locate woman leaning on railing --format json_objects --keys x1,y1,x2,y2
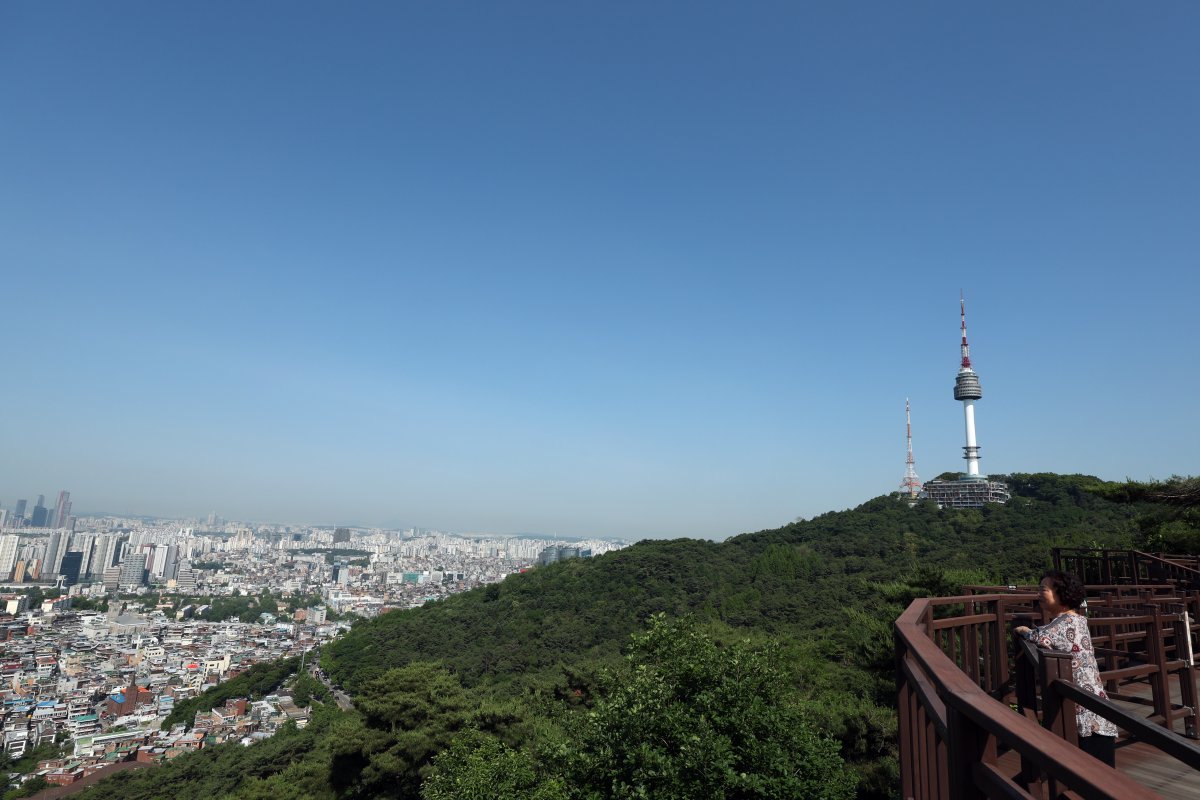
[{"x1": 1014, "y1": 569, "x2": 1119, "y2": 766}]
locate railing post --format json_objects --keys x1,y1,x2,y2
[
  {"x1": 1039, "y1": 650, "x2": 1079, "y2": 745},
  {"x1": 896, "y1": 632, "x2": 916, "y2": 799},
  {"x1": 993, "y1": 598, "x2": 1009, "y2": 691},
  {"x1": 944, "y1": 704, "x2": 987, "y2": 800},
  {"x1": 1039, "y1": 650, "x2": 1078, "y2": 800},
  {"x1": 1012, "y1": 634, "x2": 1045, "y2": 795},
  {"x1": 1145, "y1": 603, "x2": 1173, "y2": 730},
  {"x1": 964, "y1": 606, "x2": 980, "y2": 685},
  {"x1": 1014, "y1": 636, "x2": 1039, "y2": 722},
  {"x1": 1169, "y1": 603, "x2": 1198, "y2": 738}
]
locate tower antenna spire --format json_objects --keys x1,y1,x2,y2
[
  {"x1": 899, "y1": 398, "x2": 922, "y2": 503},
  {"x1": 960, "y1": 291, "x2": 972, "y2": 369}
]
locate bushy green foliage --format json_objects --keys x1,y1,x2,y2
[
  {"x1": 560, "y1": 615, "x2": 854, "y2": 800},
  {"x1": 420, "y1": 617, "x2": 854, "y2": 800},
  {"x1": 422, "y1": 731, "x2": 568, "y2": 800},
  {"x1": 291, "y1": 672, "x2": 329, "y2": 707},
  {"x1": 4, "y1": 775, "x2": 48, "y2": 800},
  {"x1": 170, "y1": 594, "x2": 273, "y2": 623},
  {"x1": 5, "y1": 740, "x2": 65, "y2": 776},
  {"x1": 162, "y1": 657, "x2": 299, "y2": 730},
  {"x1": 69, "y1": 595, "x2": 110, "y2": 612},
  {"x1": 1091, "y1": 476, "x2": 1200, "y2": 553},
  {"x1": 79, "y1": 709, "x2": 338, "y2": 800}
]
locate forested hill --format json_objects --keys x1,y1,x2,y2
[
  {"x1": 322, "y1": 472, "x2": 1150, "y2": 695},
  {"x1": 74, "y1": 474, "x2": 1195, "y2": 800}
]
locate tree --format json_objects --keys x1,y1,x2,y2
[
  {"x1": 345, "y1": 663, "x2": 475, "y2": 797},
  {"x1": 6, "y1": 775, "x2": 49, "y2": 800},
  {"x1": 562, "y1": 615, "x2": 856, "y2": 800},
  {"x1": 421, "y1": 730, "x2": 568, "y2": 800}
]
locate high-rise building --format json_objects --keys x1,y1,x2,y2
[
  {"x1": 175, "y1": 564, "x2": 197, "y2": 594},
  {"x1": 30, "y1": 497, "x2": 47, "y2": 527},
  {"x1": 117, "y1": 553, "x2": 148, "y2": 590},
  {"x1": 0, "y1": 535, "x2": 19, "y2": 581},
  {"x1": 52, "y1": 491, "x2": 70, "y2": 529},
  {"x1": 14, "y1": 499, "x2": 26, "y2": 521},
  {"x1": 71, "y1": 533, "x2": 95, "y2": 578},
  {"x1": 162, "y1": 544, "x2": 180, "y2": 581},
  {"x1": 59, "y1": 552, "x2": 83, "y2": 586},
  {"x1": 44, "y1": 531, "x2": 64, "y2": 579},
  {"x1": 91, "y1": 534, "x2": 123, "y2": 577},
  {"x1": 146, "y1": 543, "x2": 178, "y2": 581}
]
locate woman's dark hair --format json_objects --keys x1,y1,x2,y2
[{"x1": 1042, "y1": 570, "x2": 1087, "y2": 609}]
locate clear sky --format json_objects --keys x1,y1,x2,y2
[{"x1": 1, "y1": 3, "x2": 1197, "y2": 539}]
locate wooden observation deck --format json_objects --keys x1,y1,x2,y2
[{"x1": 895, "y1": 549, "x2": 1200, "y2": 799}]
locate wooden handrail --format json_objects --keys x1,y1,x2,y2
[
  {"x1": 897, "y1": 597, "x2": 1162, "y2": 799},
  {"x1": 1054, "y1": 679, "x2": 1200, "y2": 769},
  {"x1": 1020, "y1": 636, "x2": 1200, "y2": 768}
]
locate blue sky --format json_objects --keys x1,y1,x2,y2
[{"x1": 1, "y1": 3, "x2": 1197, "y2": 539}]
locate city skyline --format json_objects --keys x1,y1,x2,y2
[
  {"x1": 3, "y1": 4, "x2": 1197, "y2": 539},
  {"x1": 0, "y1": 486, "x2": 627, "y2": 544}
]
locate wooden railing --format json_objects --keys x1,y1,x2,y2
[
  {"x1": 896, "y1": 594, "x2": 1192, "y2": 799},
  {"x1": 1014, "y1": 637, "x2": 1200, "y2": 761},
  {"x1": 1053, "y1": 548, "x2": 1200, "y2": 590}
]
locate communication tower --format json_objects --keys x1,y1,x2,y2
[
  {"x1": 899, "y1": 399, "x2": 922, "y2": 503},
  {"x1": 919, "y1": 295, "x2": 1010, "y2": 509},
  {"x1": 954, "y1": 296, "x2": 983, "y2": 475}
]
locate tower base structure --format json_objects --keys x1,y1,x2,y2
[{"x1": 920, "y1": 475, "x2": 1010, "y2": 509}]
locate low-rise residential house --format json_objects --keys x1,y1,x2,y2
[{"x1": 67, "y1": 713, "x2": 100, "y2": 738}]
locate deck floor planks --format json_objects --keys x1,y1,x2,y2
[{"x1": 993, "y1": 739, "x2": 1200, "y2": 800}]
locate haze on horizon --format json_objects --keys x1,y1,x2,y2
[{"x1": 2, "y1": 3, "x2": 1197, "y2": 540}]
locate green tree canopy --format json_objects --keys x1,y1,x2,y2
[{"x1": 561, "y1": 614, "x2": 855, "y2": 800}]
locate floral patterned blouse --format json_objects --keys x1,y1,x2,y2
[{"x1": 1025, "y1": 612, "x2": 1119, "y2": 738}]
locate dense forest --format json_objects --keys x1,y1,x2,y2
[{"x1": 71, "y1": 473, "x2": 1198, "y2": 800}]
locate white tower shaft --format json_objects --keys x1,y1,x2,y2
[{"x1": 962, "y1": 400, "x2": 979, "y2": 476}]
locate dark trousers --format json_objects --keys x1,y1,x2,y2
[{"x1": 1080, "y1": 734, "x2": 1116, "y2": 767}]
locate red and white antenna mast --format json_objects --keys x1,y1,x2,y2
[
  {"x1": 959, "y1": 292, "x2": 972, "y2": 369},
  {"x1": 899, "y1": 398, "x2": 922, "y2": 501}
]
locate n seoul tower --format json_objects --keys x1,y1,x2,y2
[
  {"x1": 917, "y1": 296, "x2": 1009, "y2": 508},
  {"x1": 953, "y1": 295, "x2": 983, "y2": 476}
]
